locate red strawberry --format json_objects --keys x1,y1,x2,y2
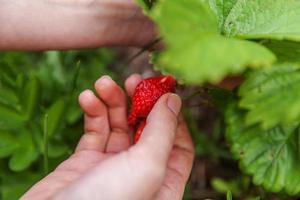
[
  {"x1": 128, "y1": 75, "x2": 177, "y2": 126},
  {"x1": 134, "y1": 120, "x2": 146, "y2": 143}
]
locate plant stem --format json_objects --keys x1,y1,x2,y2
[
  {"x1": 125, "y1": 37, "x2": 161, "y2": 65},
  {"x1": 70, "y1": 61, "x2": 81, "y2": 94},
  {"x1": 43, "y1": 114, "x2": 49, "y2": 174}
]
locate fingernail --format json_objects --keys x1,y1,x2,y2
[
  {"x1": 167, "y1": 94, "x2": 182, "y2": 115},
  {"x1": 97, "y1": 76, "x2": 112, "y2": 88}
]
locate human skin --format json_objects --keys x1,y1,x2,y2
[
  {"x1": 0, "y1": 0, "x2": 156, "y2": 50},
  {"x1": 21, "y1": 74, "x2": 195, "y2": 200}
]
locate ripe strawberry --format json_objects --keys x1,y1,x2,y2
[
  {"x1": 128, "y1": 75, "x2": 177, "y2": 126},
  {"x1": 128, "y1": 75, "x2": 177, "y2": 143},
  {"x1": 134, "y1": 120, "x2": 146, "y2": 144}
]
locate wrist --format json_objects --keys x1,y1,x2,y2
[{"x1": 93, "y1": 0, "x2": 156, "y2": 47}]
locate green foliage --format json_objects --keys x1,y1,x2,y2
[
  {"x1": 211, "y1": 177, "x2": 250, "y2": 197},
  {"x1": 239, "y1": 63, "x2": 300, "y2": 129},
  {"x1": 149, "y1": 0, "x2": 275, "y2": 84},
  {"x1": 0, "y1": 49, "x2": 114, "y2": 199},
  {"x1": 138, "y1": 0, "x2": 300, "y2": 196},
  {"x1": 227, "y1": 191, "x2": 233, "y2": 200},
  {"x1": 218, "y1": 0, "x2": 300, "y2": 41},
  {"x1": 226, "y1": 101, "x2": 300, "y2": 195}
]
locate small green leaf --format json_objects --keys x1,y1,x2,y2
[
  {"x1": 151, "y1": 0, "x2": 275, "y2": 84},
  {"x1": 9, "y1": 132, "x2": 38, "y2": 171},
  {"x1": 0, "y1": 105, "x2": 25, "y2": 130},
  {"x1": 9, "y1": 146, "x2": 38, "y2": 172},
  {"x1": 226, "y1": 102, "x2": 300, "y2": 195},
  {"x1": 21, "y1": 76, "x2": 40, "y2": 120},
  {"x1": 46, "y1": 99, "x2": 66, "y2": 137},
  {"x1": 48, "y1": 141, "x2": 68, "y2": 158},
  {"x1": 0, "y1": 132, "x2": 17, "y2": 158},
  {"x1": 239, "y1": 63, "x2": 300, "y2": 128},
  {"x1": 223, "y1": 0, "x2": 300, "y2": 41},
  {"x1": 0, "y1": 86, "x2": 19, "y2": 108}
]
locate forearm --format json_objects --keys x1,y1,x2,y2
[{"x1": 0, "y1": 0, "x2": 155, "y2": 50}]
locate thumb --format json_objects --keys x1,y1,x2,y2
[{"x1": 134, "y1": 93, "x2": 182, "y2": 166}]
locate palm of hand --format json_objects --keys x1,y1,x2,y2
[{"x1": 21, "y1": 75, "x2": 194, "y2": 200}]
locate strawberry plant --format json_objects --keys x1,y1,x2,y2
[{"x1": 139, "y1": 0, "x2": 300, "y2": 197}]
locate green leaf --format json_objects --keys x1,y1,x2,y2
[
  {"x1": 0, "y1": 132, "x2": 17, "y2": 158},
  {"x1": 9, "y1": 147, "x2": 38, "y2": 171},
  {"x1": 239, "y1": 63, "x2": 300, "y2": 128},
  {"x1": 226, "y1": 102, "x2": 300, "y2": 195},
  {"x1": 48, "y1": 141, "x2": 68, "y2": 158},
  {"x1": 1, "y1": 172, "x2": 42, "y2": 200},
  {"x1": 21, "y1": 76, "x2": 40, "y2": 120},
  {"x1": 0, "y1": 67, "x2": 17, "y2": 88},
  {"x1": 227, "y1": 191, "x2": 232, "y2": 200},
  {"x1": 46, "y1": 99, "x2": 66, "y2": 137},
  {"x1": 9, "y1": 132, "x2": 38, "y2": 171},
  {"x1": 222, "y1": 0, "x2": 300, "y2": 41},
  {"x1": 0, "y1": 86, "x2": 19, "y2": 108},
  {"x1": 209, "y1": 0, "x2": 237, "y2": 32},
  {"x1": 0, "y1": 105, "x2": 25, "y2": 130},
  {"x1": 45, "y1": 51, "x2": 66, "y2": 85},
  {"x1": 151, "y1": 0, "x2": 275, "y2": 84},
  {"x1": 262, "y1": 40, "x2": 300, "y2": 63}
]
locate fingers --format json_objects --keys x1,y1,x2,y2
[
  {"x1": 132, "y1": 93, "x2": 182, "y2": 167},
  {"x1": 76, "y1": 90, "x2": 110, "y2": 152},
  {"x1": 155, "y1": 117, "x2": 195, "y2": 200},
  {"x1": 94, "y1": 76, "x2": 130, "y2": 152},
  {"x1": 125, "y1": 74, "x2": 142, "y2": 97}
]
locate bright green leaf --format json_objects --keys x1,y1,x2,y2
[
  {"x1": 0, "y1": 132, "x2": 17, "y2": 158},
  {"x1": 211, "y1": 178, "x2": 237, "y2": 196},
  {"x1": 223, "y1": 0, "x2": 300, "y2": 41},
  {"x1": 209, "y1": 0, "x2": 237, "y2": 32},
  {"x1": 239, "y1": 63, "x2": 300, "y2": 128},
  {"x1": 46, "y1": 99, "x2": 66, "y2": 137},
  {"x1": 157, "y1": 35, "x2": 275, "y2": 84},
  {"x1": 9, "y1": 146, "x2": 38, "y2": 171},
  {"x1": 226, "y1": 102, "x2": 300, "y2": 195},
  {"x1": 151, "y1": 0, "x2": 275, "y2": 84}
]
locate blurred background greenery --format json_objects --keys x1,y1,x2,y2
[
  {"x1": 0, "y1": 49, "x2": 286, "y2": 200},
  {"x1": 0, "y1": 49, "x2": 116, "y2": 199}
]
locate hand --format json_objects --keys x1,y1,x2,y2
[
  {"x1": 21, "y1": 74, "x2": 194, "y2": 200},
  {"x1": 0, "y1": 0, "x2": 156, "y2": 50}
]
